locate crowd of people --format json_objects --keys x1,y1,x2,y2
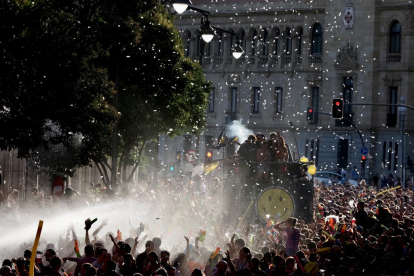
[
  {"x1": 1, "y1": 168, "x2": 414, "y2": 276},
  {"x1": 237, "y1": 132, "x2": 289, "y2": 181}
]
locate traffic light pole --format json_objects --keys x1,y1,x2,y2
[{"x1": 317, "y1": 111, "x2": 366, "y2": 178}]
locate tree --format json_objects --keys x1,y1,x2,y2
[
  {"x1": 0, "y1": 0, "x2": 210, "y2": 185},
  {"x1": 92, "y1": 1, "x2": 211, "y2": 185},
  {"x1": 0, "y1": 0, "x2": 118, "y2": 166}
]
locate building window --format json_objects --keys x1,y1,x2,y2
[
  {"x1": 230, "y1": 87, "x2": 238, "y2": 113},
  {"x1": 286, "y1": 28, "x2": 292, "y2": 55},
  {"x1": 185, "y1": 31, "x2": 191, "y2": 57},
  {"x1": 297, "y1": 28, "x2": 303, "y2": 55},
  {"x1": 310, "y1": 138, "x2": 315, "y2": 162},
  {"x1": 218, "y1": 32, "x2": 224, "y2": 57},
  {"x1": 229, "y1": 34, "x2": 234, "y2": 55},
  {"x1": 311, "y1": 23, "x2": 323, "y2": 55},
  {"x1": 208, "y1": 88, "x2": 215, "y2": 113},
  {"x1": 387, "y1": 87, "x2": 398, "y2": 127},
  {"x1": 315, "y1": 139, "x2": 320, "y2": 166},
  {"x1": 343, "y1": 77, "x2": 353, "y2": 118},
  {"x1": 240, "y1": 31, "x2": 246, "y2": 52},
  {"x1": 337, "y1": 139, "x2": 349, "y2": 169},
  {"x1": 251, "y1": 30, "x2": 257, "y2": 56},
  {"x1": 389, "y1": 21, "x2": 401, "y2": 54},
  {"x1": 394, "y1": 142, "x2": 399, "y2": 171},
  {"x1": 382, "y1": 141, "x2": 387, "y2": 169},
  {"x1": 252, "y1": 87, "x2": 260, "y2": 113},
  {"x1": 388, "y1": 141, "x2": 392, "y2": 170},
  {"x1": 311, "y1": 87, "x2": 319, "y2": 124},
  {"x1": 305, "y1": 139, "x2": 309, "y2": 157},
  {"x1": 196, "y1": 33, "x2": 202, "y2": 56},
  {"x1": 274, "y1": 28, "x2": 280, "y2": 55},
  {"x1": 262, "y1": 29, "x2": 269, "y2": 55},
  {"x1": 206, "y1": 40, "x2": 211, "y2": 56},
  {"x1": 275, "y1": 87, "x2": 283, "y2": 113}
]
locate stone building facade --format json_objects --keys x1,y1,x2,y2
[{"x1": 159, "y1": 0, "x2": 414, "y2": 181}]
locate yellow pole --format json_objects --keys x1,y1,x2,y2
[
  {"x1": 376, "y1": 186, "x2": 401, "y2": 197},
  {"x1": 30, "y1": 220, "x2": 44, "y2": 276},
  {"x1": 238, "y1": 200, "x2": 254, "y2": 229}
]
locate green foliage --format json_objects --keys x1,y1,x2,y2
[{"x1": 0, "y1": 0, "x2": 210, "y2": 181}]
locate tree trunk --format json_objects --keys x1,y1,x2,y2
[
  {"x1": 93, "y1": 160, "x2": 109, "y2": 186},
  {"x1": 127, "y1": 146, "x2": 144, "y2": 182}
]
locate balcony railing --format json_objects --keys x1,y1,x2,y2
[
  {"x1": 215, "y1": 56, "x2": 224, "y2": 65},
  {"x1": 386, "y1": 53, "x2": 401, "y2": 63},
  {"x1": 258, "y1": 56, "x2": 269, "y2": 65},
  {"x1": 309, "y1": 55, "x2": 323, "y2": 64},
  {"x1": 225, "y1": 57, "x2": 233, "y2": 65},
  {"x1": 236, "y1": 56, "x2": 246, "y2": 65},
  {"x1": 271, "y1": 56, "x2": 279, "y2": 64},
  {"x1": 283, "y1": 56, "x2": 292, "y2": 64},
  {"x1": 195, "y1": 54, "x2": 327, "y2": 69}
]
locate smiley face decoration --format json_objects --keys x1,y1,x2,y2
[{"x1": 256, "y1": 187, "x2": 296, "y2": 222}]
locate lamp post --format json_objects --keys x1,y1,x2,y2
[
  {"x1": 398, "y1": 96, "x2": 407, "y2": 187},
  {"x1": 165, "y1": 0, "x2": 244, "y2": 60}
]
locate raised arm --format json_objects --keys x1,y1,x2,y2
[
  {"x1": 131, "y1": 236, "x2": 142, "y2": 257},
  {"x1": 92, "y1": 219, "x2": 108, "y2": 239},
  {"x1": 109, "y1": 234, "x2": 121, "y2": 253},
  {"x1": 184, "y1": 236, "x2": 190, "y2": 260},
  {"x1": 224, "y1": 250, "x2": 235, "y2": 274}
]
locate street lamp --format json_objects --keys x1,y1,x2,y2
[
  {"x1": 398, "y1": 96, "x2": 407, "y2": 187},
  {"x1": 231, "y1": 44, "x2": 244, "y2": 59},
  {"x1": 171, "y1": 2, "x2": 244, "y2": 59},
  {"x1": 171, "y1": 0, "x2": 192, "y2": 14},
  {"x1": 200, "y1": 19, "x2": 215, "y2": 43}
]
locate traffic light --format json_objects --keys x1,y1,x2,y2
[
  {"x1": 306, "y1": 107, "x2": 315, "y2": 122},
  {"x1": 332, "y1": 98, "x2": 343, "y2": 119},
  {"x1": 361, "y1": 155, "x2": 366, "y2": 168},
  {"x1": 170, "y1": 164, "x2": 174, "y2": 171},
  {"x1": 206, "y1": 150, "x2": 213, "y2": 163},
  {"x1": 176, "y1": 150, "x2": 181, "y2": 162}
]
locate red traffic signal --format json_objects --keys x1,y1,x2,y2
[
  {"x1": 361, "y1": 155, "x2": 366, "y2": 167},
  {"x1": 306, "y1": 107, "x2": 315, "y2": 122},
  {"x1": 332, "y1": 98, "x2": 343, "y2": 119}
]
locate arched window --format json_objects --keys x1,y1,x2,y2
[
  {"x1": 311, "y1": 23, "x2": 323, "y2": 55},
  {"x1": 274, "y1": 28, "x2": 280, "y2": 55},
  {"x1": 285, "y1": 28, "x2": 292, "y2": 55},
  {"x1": 196, "y1": 33, "x2": 202, "y2": 56},
  {"x1": 240, "y1": 31, "x2": 246, "y2": 52},
  {"x1": 297, "y1": 28, "x2": 303, "y2": 55},
  {"x1": 206, "y1": 39, "x2": 211, "y2": 56},
  {"x1": 229, "y1": 32, "x2": 234, "y2": 55},
  {"x1": 184, "y1": 30, "x2": 191, "y2": 57},
  {"x1": 217, "y1": 32, "x2": 224, "y2": 56},
  {"x1": 262, "y1": 29, "x2": 269, "y2": 55},
  {"x1": 251, "y1": 29, "x2": 257, "y2": 55},
  {"x1": 389, "y1": 21, "x2": 401, "y2": 53}
]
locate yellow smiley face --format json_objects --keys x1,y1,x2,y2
[{"x1": 256, "y1": 187, "x2": 295, "y2": 222}]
